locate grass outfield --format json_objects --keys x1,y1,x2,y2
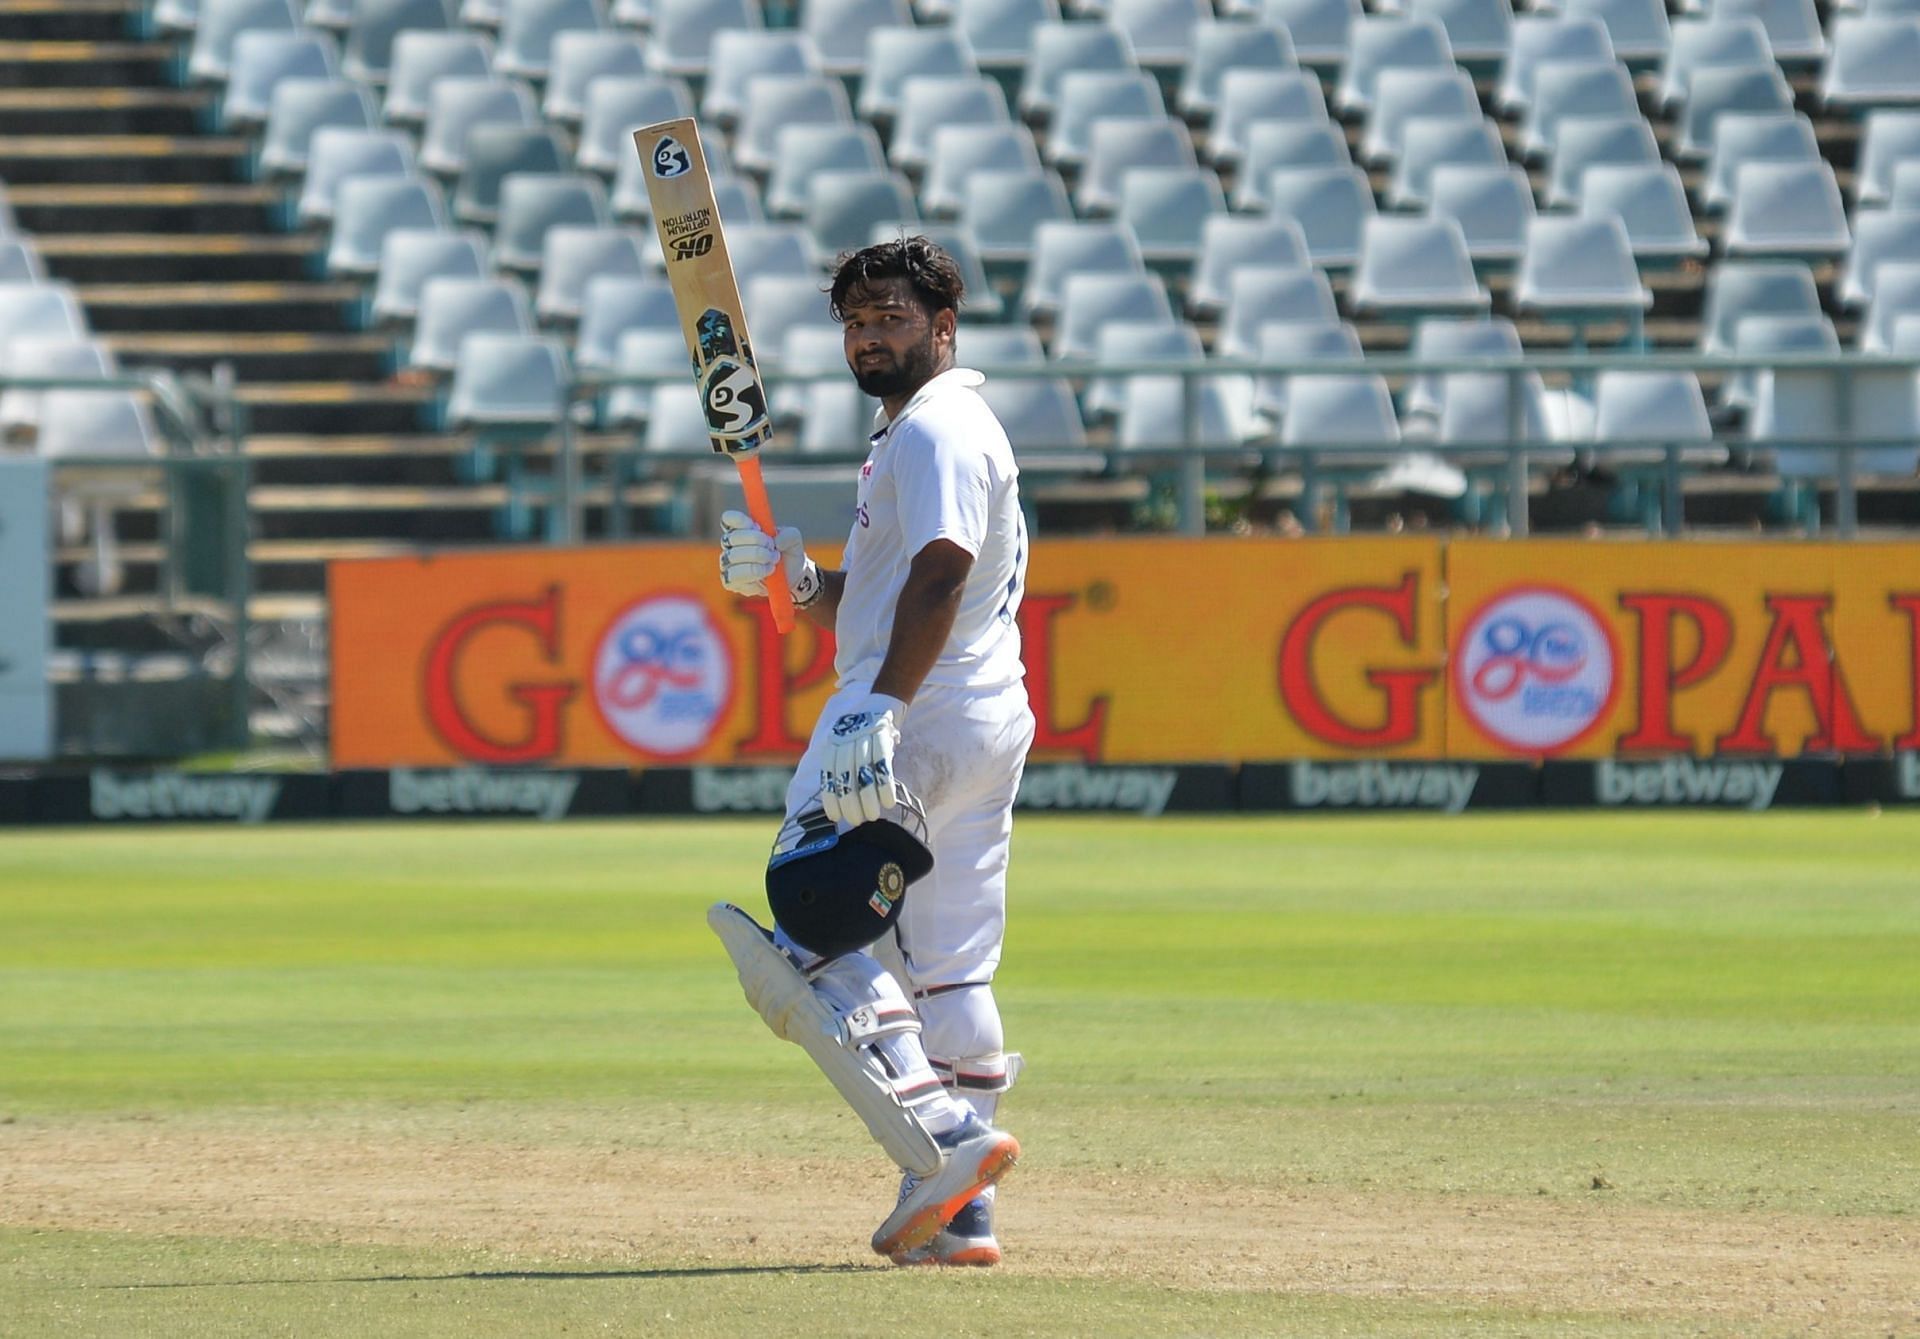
[{"x1": 1, "y1": 813, "x2": 1915, "y2": 1337}]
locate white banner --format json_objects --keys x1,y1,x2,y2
[{"x1": 0, "y1": 457, "x2": 52, "y2": 760}]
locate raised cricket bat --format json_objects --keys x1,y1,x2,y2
[{"x1": 633, "y1": 118, "x2": 795, "y2": 634}]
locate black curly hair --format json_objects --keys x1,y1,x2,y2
[{"x1": 827, "y1": 235, "x2": 966, "y2": 322}]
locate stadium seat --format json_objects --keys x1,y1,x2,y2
[
  {"x1": 1250, "y1": 319, "x2": 1362, "y2": 422},
  {"x1": 1363, "y1": 67, "x2": 1480, "y2": 165},
  {"x1": 1521, "y1": 59, "x2": 1640, "y2": 160},
  {"x1": 1400, "y1": 314, "x2": 1522, "y2": 425},
  {"x1": 858, "y1": 27, "x2": 980, "y2": 122},
  {"x1": 1580, "y1": 162, "x2": 1708, "y2": 263},
  {"x1": 1210, "y1": 69, "x2": 1330, "y2": 167},
  {"x1": 1262, "y1": 0, "x2": 1363, "y2": 65},
  {"x1": 702, "y1": 30, "x2": 821, "y2": 128},
  {"x1": 1724, "y1": 160, "x2": 1852, "y2": 259},
  {"x1": 1433, "y1": 362, "x2": 1550, "y2": 447},
  {"x1": 1677, "y1": 63, "x2": 1793, "y2": 159},
  {"x1": 1231, "y1": 121, "x2": 1352, "y2": 211},
  {"x1": 602, "y1": 327, "x2": 694, "y2": 431},
  {"x1": 1715, "y1": 0, "x2": 1824, "y2": 63},
  {"x1": 1086, "y1": 319, "x2": 1194, "y2": 420},
  {"x1": 1022, "y1": 219, "x2": 1146, "y2": 317},
  {"x1": 952, "y1": 0, "x2": 1060, "y2": 71},
  {"x1": 1883, "y1": 161, "x2": 1920, "y2": 213},
  {"x1": 492, "y1": 173, "x2": 611, "y2": 274},
  {"x1": 574, "y1": 275, "x2": 679, "y2": 371},
  {"x1": 464, "y1": 0, "x2": 505, "y2": 29},
  {"x1": 257, "y1": 77, "x2": 375, "y2": 176},
  {"x1": 1824, "y1": 17, "x2": 1920, "y2": 109},
  {"x1": 1279, "y1": 373, "x2": 1401, "y2": 446},
  {"x1": 1178, "y1": 22, "x2": 1296, "y2": 120},
  {"x1": 1053, "y1": 271, "x2": 1175, "y2": 359},
  {"x1": 544, "y1": 31, "x2": 645, "y2": 123},
  {"x1": 221, "y1": 30, "x2": 337, "y2": 130},
  {"x1": 1698, "y1": 260, "x2": 1823, "y2": 353},
  {"x1": 410, "y1": 276, "x2": 533, "y2": 372},
  {"x1": 577, "y1": 75, "x2": 697, "y2": 175},
  {"x1": 1751, "y1": 362, "x2": 1920, "y2": 478},
  {"x1": 1336, "y1": 17, "x2": 1454, "y2": 115},
  {"x1": 1075, "y1": 117, "x2": 1198, "y2": 216},
  {"x1": 1561, "y1": 0, "x2": 1670, "y2": 63},
  {"x1": 976, "y1": 374, "x2": 1088, "y2": 449},
  {"x1": 1350, "y1": 216, "x2": 1491, "y2": 316},
  {"x1": 1389, "y1": 115, "x2": 1507, "y2": 208},
  {"x1": 1427, "y1": 162, "x2": 1535, "y2": 264},
  {"x1": 1841, "y1": 211, "x2": 1920, "y2": 306},
  {"x1": 800, "y1": 0, "x2": 913, "y2": 77},
  {"x1": 454, "y1": 125, "x2": 567, "y2": 226},
  {"x1": 536, "y1": 226, "x2": 646, "y2": 323},
  {"x1": 0, "y1": 239, "x2": 45, "y2": 284},
  {"x1": 1703, "y1": 111, "x2": 1819, "y2": 212},
  {"x1": 370, "y1": 228, "x2": 488, "y2": 325},
  {"x1": 305, "y1": 0, "x2": 354, "y2": 30},
  {"x1": 1106, "y1": 0, "x2": 1213, "y2": 66},
  {"x1": 891, "y1": 77, "x2": 1009, "y2": 173},
  {"x1": 1118, "y1": 167, "x2": 1228, "y2": 266},
  {"x1": 1187, "y1": 215, "x2": 1311, "y2": 315},
  {"x1": 381, "y1": 31, "x2": 493, "y2": 127},
  {"x1": 640, "y1": 380, "x2": 713, "y2": 454},
  {"x1": 1497, "y1": 16, "x2": 1614, "y2": 112},
  {"x1": 419, "y1": 77, "x2": 537, "y2": 177},
  {"x1": 1018, "y1": 22, "x2": 1139, "y2": 122},
  {"x1": 726, "y1": 224, "x2": 818, "y2": 290},
  {"x1": 1117, "y1": 369, "x2": 1255, "y2": 451},
  {"x1": 297, "y1": 127, "x2": 414, "y2": 226},
  {"x1": 1218, "y1": 265, "x2": 1340, "y2": 358},
  {"x1": 1854, "y1": 111, "x2": 1920, "y2": 207},
  {"x1": 446, "y1": 335, "x2": 569, "y2": 441},
  {"x1": 647, "y1": 0, "x2": 760, "y2": 78},
  {"x1": 957, "y1": 325, "x2": 1047, "y2": 367},
  {"x1": 924, "y1": 124, "x2": 1044, "y2": 218},
  {"x1": 1658, "y1": 17, "x2": 1771, "y2": 108},
  {"x1": 804, "y1": 171, "x2": 919, "y2": 263},
  {"x1": 188, "y1": 0, "x2": 298, "y2": 83},
  {"x1": 958, "y1": 168, "x2": 1073, "y2": 265},
  {"x1": 773, "y1": 326, "x2": 868, "y2": 446},
  {"x1": 1264, "y1": 166, "x2": 1376, "y2": 269},
  {"x1": 1589, "y1": 370, "x2": 1718, "y2": 471},
  {"x1": 766, "y1": 124, "x2": 887, "y2": 219},
  {"x1": 1048, "y1": 70, "x2": 1165, "y2": 168},
  {"x1": 1406, "y1": 0, "x2": 1513, "y2": 63},
  {"x1": 1722, "y1": 311, "x2": 1836, "y2": 411},
  {"x1": 327, "y1": 175, "x2": 447, "y2": 277},
  {"x1": 1546, "y1": 114, "x2": 1660, "y2": 209},
  {"x1": 1512, "y1": 214, "x2": 1651, "y2": 326},
  {"x1": 1857, "y1": 261, "x2": 1920, "y2": 350},
  {"x1": 22, "y1": 346, "x2": 162, "y2": 462},
  {"x1": 744, "y1": 273, "x2": 840, "y2": 368},
  {"x1": 345, "y1": 0, "x2": 455, "y2": 83},
  {"x1": 0, "y1": 338, "x2": 112, "y2": 440},
  {"x1": 869, "y1": 222, "x2": 1002, "y2": 321}
]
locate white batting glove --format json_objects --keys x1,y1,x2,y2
[
  {"x1": 820, "y1": 694, "x2": 907, "y2": 827},
  {"x1": 718, "y1": 509, "x2": 821, "y2": 607}
]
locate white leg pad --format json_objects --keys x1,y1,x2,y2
[{"x1": 708, "y1": 903, "x2": 941, "y2": 1176}]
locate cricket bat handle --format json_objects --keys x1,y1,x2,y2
[{"x1": 735, "y1": 453, "x2": 796, "y2": 634}]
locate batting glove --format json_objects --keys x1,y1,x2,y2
[
  {"x1": 820, "y1": 694, "x2": 907, "y2": 827},
  {"x1": 719, "y1": 509, "x2": 822, "y2": 607}
]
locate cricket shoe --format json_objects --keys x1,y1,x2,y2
[
  {"x1": 870, "y1": 1115, "x2": 1018, "y2": 1258},
  {"x1": 889, "y1": 1188, "x2": 999, "y2": 1267}
]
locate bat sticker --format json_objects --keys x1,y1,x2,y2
[
  {"x1": 651, "y1": 135, "x2": 692, "y2": 179},
  {"x1": 700, "y1": 356, "x2": 770, "y2": 448}
]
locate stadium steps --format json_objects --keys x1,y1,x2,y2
[
  {"x1": 7, "y1": 183, "x2": 282, "y2": 234},
  {"x1": 105, "y1": 332, "x2": 395, "y2": 383},
  {"x1": 33, "y1": 232, "x2": 319, "y2": 283},
  {"x1": 78, "y1": 281, "x2": 362, "y2": 334},
  {"x1": 234, "y1": 382, "x2": 436, "y2": 436},
  {"x1": 0, "y1": 87, "x2": 210, "y2": 136},
  {"x1": 0, "y1": 0, "x2": 145, "y2": 42},
  {"x1": 0, "y1": 134, "x2": 248, "y2": 184},
  {"x1": 0, "y1": 40, "x2": 173, "y2": 87}
]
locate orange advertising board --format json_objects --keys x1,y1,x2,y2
[
  {"x1": 330, "y1": 538, "x2": 1920, "y2": 767},
  {"x1": 1443, "y1": 540, "x2": 1920, "y2": 759},
  {"x1": 329, "y1": 538, "x2": 1448, "y2": 767}
]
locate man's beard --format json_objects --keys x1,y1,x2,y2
[{"x1": 850, "y1": 332, "x2": 938, "y2": 399}]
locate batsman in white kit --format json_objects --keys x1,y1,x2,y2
[{"x1": 707, "y1": 237, "x2": 1034, "y2": 1266}]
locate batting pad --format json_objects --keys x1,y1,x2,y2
[{"x1": 707, "y1": 903, "x2": 942, "y2": 1176}]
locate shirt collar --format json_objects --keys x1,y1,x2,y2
[{"x1": 870, "y1": 368, "x2": 986, "y2": 445}]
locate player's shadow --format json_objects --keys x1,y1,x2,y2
[{"x1": 107, "y1": 1264, "x2": 874, "y2": 1290}]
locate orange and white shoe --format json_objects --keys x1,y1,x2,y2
[
  {"x1": 870, "y1": 1116, "x2": 1018, "y2": 1258},
  {"x1": 889, "y1": 1190, "x2": 999, "y2": 1267}
]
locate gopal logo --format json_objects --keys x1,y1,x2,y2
[
  {"x1": 1454, "y1": 585, "x2": 1618, "y2": 754},
  {"x1": 591, "y1": 593, "x2": 732, "y2": 758},
  {"x1": 650, "y1": 135, "x2": 691, "y2": 179}
]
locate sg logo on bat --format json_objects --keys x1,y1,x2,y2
[
  {"x1": 651, "y1": 135, "x2": 692, "y2": 179},
  {"x1": 700, "y1": 356, "x2": 770, "y2": 451}
]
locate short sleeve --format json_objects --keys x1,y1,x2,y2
[{"x1": 894, "y1": 425, "x2": 992, "y2": 559}]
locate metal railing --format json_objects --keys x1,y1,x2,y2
[{"x1": 560, "y1": 349, "x2": 1920, "y2": 542}]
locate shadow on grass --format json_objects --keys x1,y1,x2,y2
[{"x1": 104, "y1": 1263, "x2": 876, "y2": 1290}]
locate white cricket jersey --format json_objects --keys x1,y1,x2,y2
[{"x1": 833, "y1": 367, "x2": 1027, "y2": 690}]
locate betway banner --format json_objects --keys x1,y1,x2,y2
[{"x1": 329, "y1": 538, "x2": 1920, "y2": 766}]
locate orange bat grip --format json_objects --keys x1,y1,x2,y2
[{"x1": 734, "y1": 453, "x2": 796, "y2": 634}]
